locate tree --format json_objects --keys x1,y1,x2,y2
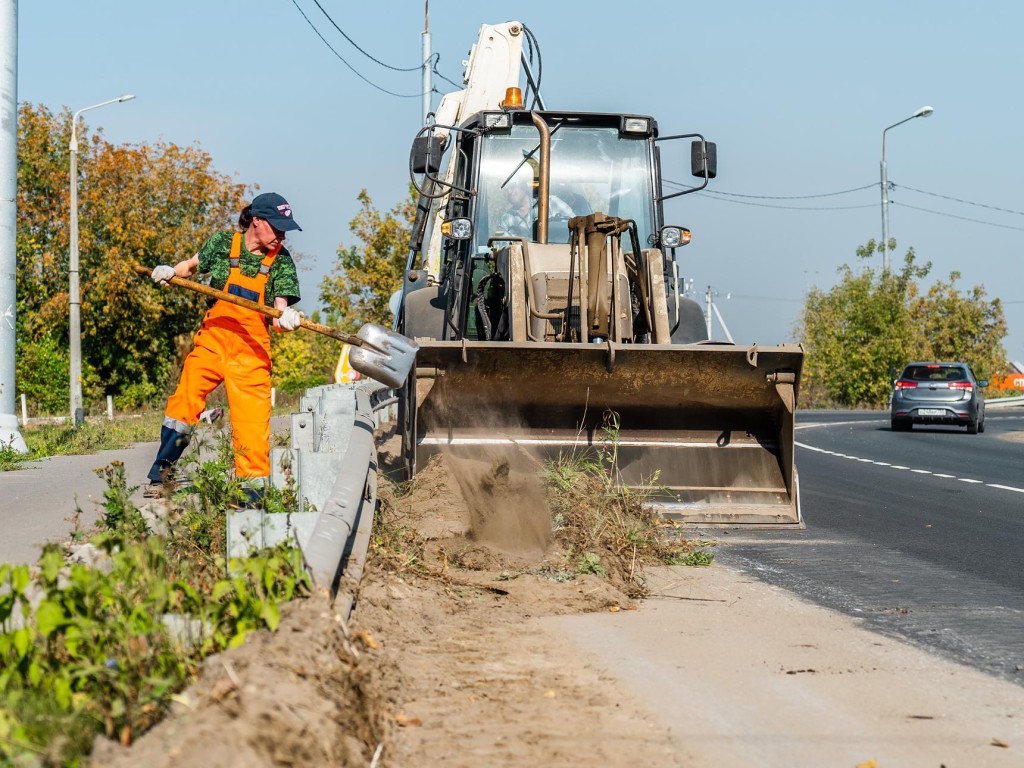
[
  {"x1": 909, "y1": 272, "x2": 1006, "y2": 382},
  {"x1": 797, "y1": 240, "x2": 1007, "y2": 408},
  {"x1": 15, "y1": 103, "x2": 250, "y2": 412},
  {"x1": 269, "y1": 310, "x2": 337, "y2": 395},
  {"x1": 319, "y1": 188, "x2": 415, "y2": 332}
]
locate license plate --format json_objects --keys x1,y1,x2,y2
[{"x1": 917, "y1": 408, "x2": 945, "y2": 416}]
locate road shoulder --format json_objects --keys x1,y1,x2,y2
[{"x1": 543, "y1": 562, "x2": 1023, "y2": 767}]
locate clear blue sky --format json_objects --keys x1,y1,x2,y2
[{"x1": 17, "y1": 1, "x2": 1024, "y2": 363}]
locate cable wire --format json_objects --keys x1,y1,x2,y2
[
  {"x1": 892, "y1": 201, "x2": 1024, "y2": 232},
  {"x1": 309, "y1": 0, "x2": 422, "y2": 71},
  {"x1": 663, "y1": 178, "x2": 878, "y2": 209},
  {"x1": 289, "y1": 0, "x2": 431, "y2": 98},
  {"x1": 701, "y1": 182, "x2": 878, "y2": 200},
  {"x1": 522, "y1": 25, "x2": 543, "y2": 108},
  {"x1": 894, "y1": 184, "x2": 1024, "y2": 217},
  {"x1": 430, "y1": 53, "x2": 463, "y2": 90}
]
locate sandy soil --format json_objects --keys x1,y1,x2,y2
[{"x1": 91, "y1": 449, "x2": 1024, "y2": 767}]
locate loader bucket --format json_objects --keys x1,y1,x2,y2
[{"x1": 411, "y1": 340, "x2": 804, "y2": 526}]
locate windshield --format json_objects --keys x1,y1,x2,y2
[
  {"x1": 901, "y1": 364, "x2": 968, "y2": 382},
  {"x1": 475, "y1": 124, "x2": 654, "y2": 248}
]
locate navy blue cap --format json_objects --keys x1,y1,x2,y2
[{"x1": 251, "y1": 192, "x2": 301, "y2": 232}]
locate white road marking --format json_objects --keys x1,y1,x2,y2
[
  {"x1": 795, "y1": 440, "x2": 1024, "y2": 495},
  {"x1": 988, "y1": 484, "x2": 1024, "y2": 494}
]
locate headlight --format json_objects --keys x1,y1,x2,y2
[
  {"x1": 483, "y1": 112, "x2": 511, "y2": 130},
  {"x1": 440, "y1": 217, "x2": 473, "y2": 240},
  {"x1": 660, "y1": 226, "x2": 691, "y2": 248},
  {"x1": 622, "y1": 117, "x2": 651, "y2": 135}
]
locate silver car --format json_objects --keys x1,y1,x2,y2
[{"x1": 890, "y1": 362, "x2": 987, "y2": 433}]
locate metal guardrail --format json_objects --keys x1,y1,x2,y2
[
  {"x1": 226, "y1": 381, "x2": 395, "y2": 613},
  {"x1": 986, "y1": 395, "x2": 1024, "y2": 409}
]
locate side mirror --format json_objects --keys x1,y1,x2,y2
[
  {"x1": 691, "y1": 140, "x2": 717, "y2": 179},
  {"x1": 411, "y1": 136, "x2": 443, "y2": 175},
  {"x1": 979, "y1": 379, "x2": 989, "y2": 388}
]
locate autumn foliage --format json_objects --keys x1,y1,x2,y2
[
  {"x1": 16, "y1": 103, "x2": 250, "y2": 413},
  {"x1": 319, "y1": 188, "x2": 415, "y2": 333},
  {"x1": 15, "y1": 102, "x2": 423, "y2": 413}
]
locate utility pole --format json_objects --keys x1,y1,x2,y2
[
  {"x1": 421, "y1": 1, "x2": 432, "y2": 126},
  {"x1": 703, "y1": 286, "x2": 734, "y2": 343},
  {"x1": 0, "y1": 0, "x2": 26, "y2": 453}
]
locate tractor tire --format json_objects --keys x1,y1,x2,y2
[{"x1": 397, "y1": 369, "x2": 418, "y2": 481}]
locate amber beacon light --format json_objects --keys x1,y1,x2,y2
[{"x1": 501, "y1": 87, "x2": 523, "y2": 109}]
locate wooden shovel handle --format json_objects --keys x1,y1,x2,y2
[{"x1": 132, "y1": 264, "x2": 363, "y2": 346}]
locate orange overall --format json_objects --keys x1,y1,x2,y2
[{"x1": 150, "y1": 233, "x2": 281, "y2": 483}]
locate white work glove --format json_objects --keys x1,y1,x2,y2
[
  {"x1": 151, "y1": 265, "x2": 175, "y2": 285},
  {"x1": 277, "y1": 307, "x2": 303, "y2": 332}
]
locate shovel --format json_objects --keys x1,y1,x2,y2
[{"x1": 134, "y1": 264, "x2": 417, "y2": 389}]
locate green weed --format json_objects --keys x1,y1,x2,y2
[
  {"x1": 541, "y1": 410, "x2": 715, "y2": 596},
  {"x1": 0, "y1": 447, "x2": 311, "y2": 765},
  {"x1": 0, "y1": 441, "x2": 28, "y2": 471}
]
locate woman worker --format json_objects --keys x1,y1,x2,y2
[{"x1": 145, "y1": 192, "x2": 303, "y2": 499}]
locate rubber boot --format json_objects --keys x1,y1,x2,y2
[{"x1": 147, "y1": 425, "x2": 192, "y2": 484}]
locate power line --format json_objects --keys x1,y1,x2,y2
[
  {"x1": 703, "y1": 182, "x2": 877, "y2": 200},
  {"x1": 664, "y1": 179, "x2": 877, "y2": 209},
  {"x1": 430, "y1": 54, "x2": 463, "y2": 90},
  {"x1": 309, "y1": 0, "x2": 422, "y2": 71},
  {"x1": 894, "y1": 184, "x2": 1024, "y2": 217},
  {"x1": 663, "y1": 178, "x2": 876, "y2": 200},
  {"x1": 665, "y1": 178, "x2": 1024, "y2": 224},
  {"x1": 289, "y1": 0, "x2": 432, "y2": 99},
  {"x1": 892, "y1": 201, "x2": 1024, "y2": 232},
  {"x1": 691, "y1": 194, "x2": 877, "y2": 212}
]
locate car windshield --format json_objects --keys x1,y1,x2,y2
[{"x1": 901, "y1": 365, "x2": 966, "y2": 383}]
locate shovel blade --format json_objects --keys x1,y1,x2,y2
[{"x1": 349, "y1": 324, "x2": 419, "y2": 388}]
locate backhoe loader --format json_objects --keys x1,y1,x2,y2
[{"x1": 396, "y1": 21, "x2": 804, "y2": 525}]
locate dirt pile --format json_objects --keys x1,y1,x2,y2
[{"x1": 91, "y1": 596, "x2": 397, "y2": 767}]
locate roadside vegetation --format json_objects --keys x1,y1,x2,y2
[
  {"x1": 372, "y1": 417, "x2": 714, "y2": 600},
  {"x1": 0, "y1": 413, "x2": 162, "y2": 471},
  {"x1": 540, "y1": 415, "x2": 715, "y2": 597},
  {"x1": 0, "y1": 454, "x2": 310, "y2": 765},
  {"x1": 798, "y1": 239, "x2": 1008, "y2": 408}
]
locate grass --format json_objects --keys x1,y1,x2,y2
[
  {"x1": 2, "y1": 413, "x2": 163, "y2": 471},
  {"x1": 541, "y1": 446, "x2": 713, "y2": 598},
  {"x1": 368, "y1": 479, "x2": 429, "y2": 578}
]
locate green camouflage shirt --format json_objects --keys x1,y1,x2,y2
[{"x1": 196, "y1": 231, "x2": 301, "y2": 306}]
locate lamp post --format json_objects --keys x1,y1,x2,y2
[
  {"x1": 880, "y1": 105, "x2": 933, "y2": 271},
  {"x1": 69, "y1": 94, "x2": 134, "y2": 426}
]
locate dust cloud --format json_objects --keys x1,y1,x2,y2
[{"x1": 443, "y1": 444, "x2": 552, "y2": 557}]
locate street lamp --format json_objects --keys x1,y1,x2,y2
[
  {"x1": 880, "y1": 105, "x2": 933, "y2": 271},
  {"x1": 69, "y1": 94, "x2": 135, "y2": 426}
]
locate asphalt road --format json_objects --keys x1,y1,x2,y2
[{"x1": 709, "y1": 408, "x2": 1024, "y2": 685}]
